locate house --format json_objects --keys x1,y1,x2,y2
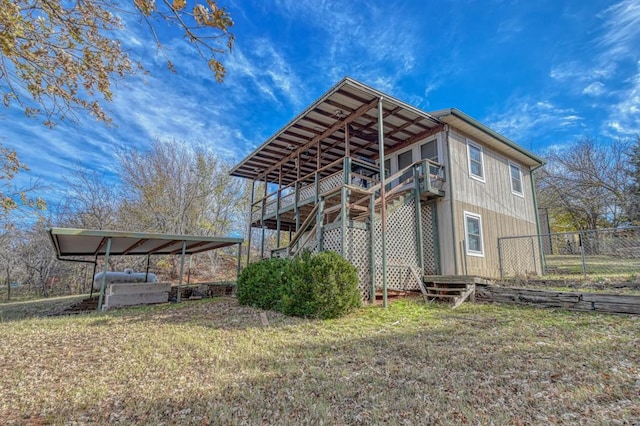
[{"x1": 230, "y1": 77, "x2": 544, "y2": 302}]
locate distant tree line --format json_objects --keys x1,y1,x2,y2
[
  {"x1": 536, "y1": 135, "x2": 640, "y2": 232},
  {"x1": 0, "y1": 139, "x2": 253, "y2": 300}
]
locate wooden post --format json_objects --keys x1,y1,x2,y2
[
  {"x1": 246, "y1": 179, "x2": 255, "y2": 267},
  {"x1": 369, "y1": 193, "x2": 376, "y2": 304},
  {"x1": 413, "y1": 166, "x2": 424, "y2": 273},
  {"x1": 260, "y1": 178, "x2": 267, "y2": 259},
  {"x1": 341, "y1": 156, "x2": 351, "y2": 256},
  {"x1": 345, "y1": 122, "x2": 350, "y2": 157},
  {"x1": 377, "y1": 97, "x2": 388, "y2": 308},
  {"x1": 317, "y1": 198, "x2": 325, "y2": 252},
  {"x1": 276, "y1": 165, "x2": 282, "y2": 248}
]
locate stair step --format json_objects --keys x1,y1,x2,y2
[
  {"x1": 425, "y1": 287, "x2": 468, "y2": 293},
  {"x1": 427, "y1": 294, "x2": 460, "y2": 299}
]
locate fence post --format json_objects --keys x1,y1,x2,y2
[
  {"x1": 498, "y1": 238, "x2": 504, "y2": 279},
  {"x1": 530, "y1": 236, "x2": 536, "y2": 275},
  {"x1": 579, "y1": 231, "x2": 587, "y2": 279}
]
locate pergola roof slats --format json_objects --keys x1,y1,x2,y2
[{"x1": 230, "y1": 77, "x2": 443, "y2": 183}]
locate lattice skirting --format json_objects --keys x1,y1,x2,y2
[
  {"x1": 373, "y1": 195, "x2": 421, "y2": 291},
  {"x1": 422, "y1": 203, "x2": 438, "y2": 275}
]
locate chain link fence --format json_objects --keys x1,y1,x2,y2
[{"x1": 498, "y1": 227, "x2": 640, "y2": 279}]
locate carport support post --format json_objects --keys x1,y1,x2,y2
[
  {"x1": 236, "y1": 243, "x2": 242, "y2": 280},
  {"x1": 90, "y1": 255, "x2": 98, "y2": 298},
  {"x1": 144, "y1": 255, "x2": 151, "y2": 282},
  {"x1": 97, "y1": 237, "x2": 112, "y2": 311},
  {"x1": 177, "y1": 241, "x2": 187, "y2": 303}
]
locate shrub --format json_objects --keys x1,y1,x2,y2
[
  {"x1": 280, "y1": 251, "x2": 361, "y2": 319},
  {"x1": 236, "y1": 258, "x2": 288, "y2": 310},
  {"x1": 238, "y1": 251, "x2": 361, "y2": 319}
]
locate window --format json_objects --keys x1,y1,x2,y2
[
  {"x1": 509, "y1": 161, "x2": 523, "y2": 197},
  {"x1": 397, "y1": 149, "x2": 413, "y2": 183},
  {"x1": 464, "y1": 211, "x2": 484, "y2": 257},
  {"x1": 421, "y1": 139, "x2": 441, "y2": 176},
  {"x1": 467, "y1": 140, "x2": 485, "y2": 182},
  {"x1": 420, "y1": 140, "x2": 437, "y2": 161}
]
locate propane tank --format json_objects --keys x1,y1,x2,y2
[{"x1": 93, "y1": 268, "x2": 158, "y2": 290}]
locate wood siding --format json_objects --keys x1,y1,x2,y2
[{"x1": 443, "y1": 128, "x2": 540, "y2": 278}]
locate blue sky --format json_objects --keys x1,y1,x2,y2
[{"x1": 2, "y1": 0, "x2": 639, "y2": 211}]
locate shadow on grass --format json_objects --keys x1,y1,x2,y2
[
  {"x1": 12, "y1": 300, "x2": 638, "y2": 425},
  {"x1": 0, "y1": 294, "x2": 90, "y2": 322}
]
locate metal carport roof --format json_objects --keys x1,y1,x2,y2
[
  {"x1": 48, "y1": 228, "x2": 244, "y2": 310},
  {"x1": 49, "y1": 228, "x2": 243, "y2": 258}
]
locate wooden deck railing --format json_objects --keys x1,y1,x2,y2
[{"x1": 252, "y1": 156, "x2": 445, "y2": 224}]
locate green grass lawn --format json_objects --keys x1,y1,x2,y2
[
  {"x1": 1, "y1": 297, "x2": 639, "y2": 424},
  {"x1": 545, "y1": 254, "x2": 640, "y2": 278}
]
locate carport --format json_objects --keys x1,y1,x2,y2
[{"x1": 48, "y1": 228, "x2": 243, "y2": 310}]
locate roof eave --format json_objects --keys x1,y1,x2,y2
[{"x1": 437, "y1": 108, "x2": 545, "y2": 167}]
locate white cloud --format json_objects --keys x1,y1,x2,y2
[
  {"x1": 485, "y1": 97, "x2": 584, "y2": 141},
  {"x1": 548, "y1": 0, "x2": 640, "y2": 139},
  {"x1": 583, "y1": 81, "x2": 606, "y2": 96},
  {"x1": 598, "y1": 0, "x2": 640, "y2": 58},
  {"x1": 273, "y1": 0, "x2": 419, "y2": 93},
  {"x1": 606, "y1": 64, "x2": 640, "y2": 135}
]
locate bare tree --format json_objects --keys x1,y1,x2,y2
[
  {"x1": 117, "y1": 139, "x2": 247, "y2": 235},
  {"x1": 537, "y1": 137, "x2": 632, "y2": 230},
  {"x1": 59, "y1": 169, "x2": 120, "y2": 230}
]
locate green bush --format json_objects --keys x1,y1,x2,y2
[
  {"x1": 237, "y1": 251, "x2": 361, "y2": 319},
  {"x1": 281, "y1": 251, "x2": 362, "y2": 319},
  {"x1": 236, "y1": 258, "x2": 288, "y2": 310}
]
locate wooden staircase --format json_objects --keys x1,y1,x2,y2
[{"x1": 423, "y1": 276, "x2": 491, "y2": 309}]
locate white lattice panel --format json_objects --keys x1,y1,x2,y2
[
  {"x1": 319, "y1": 172, "x2": 344, "y2": 194},
  {"x1": 264, "y1": 199, "x2": 276, "y2": 216},
  {"x1": 323, "y1": 228, "x2": 342, "y2": 253},
  {"x1": 421, "y1": 204, "x2": 437, "y2": 274},
  {"x1": 299, "y1": 184, "x2": 315, "y2": 201},
  {"x1": 280, "y1": 192, "x2": 295, "y2": 210},
  {"x1": 344, "y1": 226, "x2": 371, "y2": 301},
  {"x1": 373, "y1": 195, "x2": 420, "y2": 291}
]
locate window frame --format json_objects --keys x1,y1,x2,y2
[
  {"x1": 420, "y1": 138, "x2": 438, "y2": 162},
  {"x1": 509, "y1": 161, "x2": 524, "y2": 197},
  {"x1": 397, "y1": 147, "x2": 414, "y2": 184},
  {"x1": 466, "y1": 139, "x2": 485, "y2": 182},
  {"x1": 464, "y1": 211, "x2": 484, "y2": 257}
]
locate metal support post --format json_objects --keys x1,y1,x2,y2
[
  {"x1": 177, "y1": 241, "x2": 187, "y2": 303},
  {"x1": 144, "y1": 255, "x2": 151, "y2": 282},
  {"x1": 186, "y1": 254, "x2": 192, "y2": 286},
  {"x1": 97, "y1": 237, "x2": 112, "y2": 311},
  {"x1": 579, "y1": 232, "x2": 587, "y2": 279},
  {"x1": 90, "y1": 255, "x2": 98, "y2": 298},
  {"x1": 236, "y1": 243, "x2": 242, "y2": 281}
]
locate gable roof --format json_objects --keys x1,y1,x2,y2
[
  {"x1": 431, "y1": 108, "x2": 544, "y2": 168},
  {"x1": 231, "y1": 78, "x2": 543, "y2": 184}
]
